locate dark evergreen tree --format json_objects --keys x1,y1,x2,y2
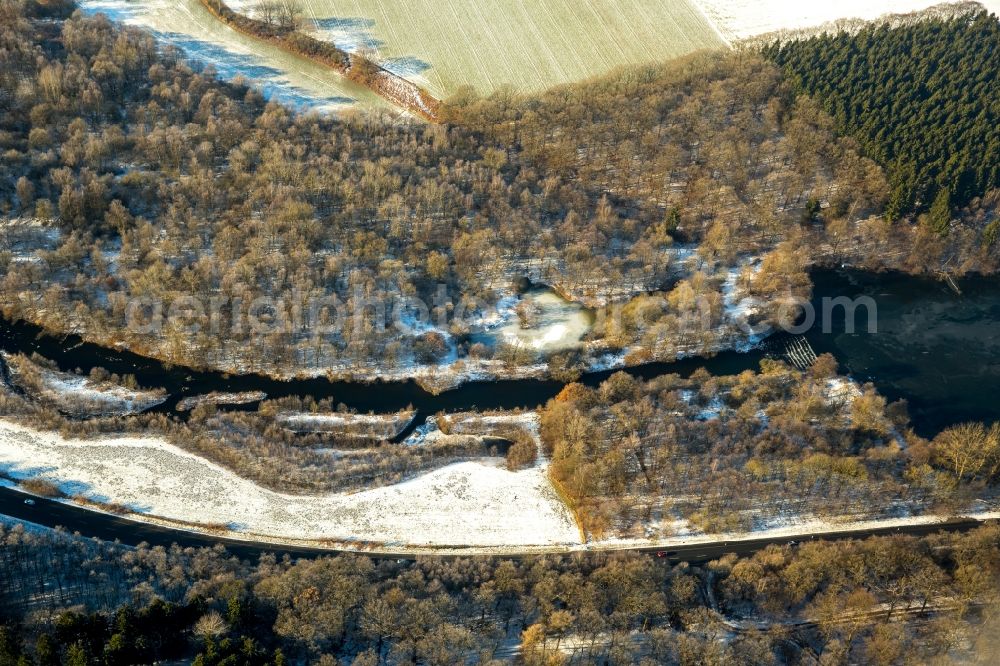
[
  {"x1": 764, "y1": 11, "x2": 1000, "y2": 214},
  {"x1": 928, "y1": 188, "x2": 952, "y2": 235}
]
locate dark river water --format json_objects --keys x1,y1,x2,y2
[
  {"x1": 0, "y1": 309, "x2": 763, "y2": 435},
  {"x1": 0, "y1": 269, "x2": 997, "y2": 438},
  {"x1": 806, "y1": 269, "x2": 1000, "y2": 437}
]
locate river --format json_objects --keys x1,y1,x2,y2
[
  {"x1": 0, "y1": 269, "x2": 997, "y2": 438},
  {"x1": 806, "y1": 269, "x2": 1000, "y2": 438}
]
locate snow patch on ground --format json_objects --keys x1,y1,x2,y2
[
  {"x1": 277, "y1": 410, "x2": 415, "y2": 439},
  {"x1": 825, "y1": 377, "x2": 864, "y2": 405},
  {"x1": 696, "y1": 397, "x2": 726, "y2": 421},
  {"x1": 586, "y1": 352, "x2": 628, "y2": 374},
  {"x1": 591, "y1": 509, "x2": 1000, "y2": 552},
  {"x1": 721, "y1": 260, "x2": 762, "y2": 322},
  {"x1": 0, "y1": 218, "x2": 62, "y2": 263},
  {"x1": 403, "y1": 411, "x2": 541, "y2": 450},
  {"x1": 717, "y1": 258, "x2": 770, "y2": 352},
  {"x1": 176, "y1": 391, "x2": 266, "y2": 411},
  {"x1": 470, "y1": 290, "x2": 593, "y2": 353},
  {"x1": 32, "y1": 375, "x2": 165, "y2": 417},
  {"x1": 0, "y1": 513, "x2": 61, "y2": 537},
  {"x1": 693, "y1": 0, "x2": 992, "y2": 41},
  {"x1": 0, "y1": 419, "x2": 579, "y2": 548}
]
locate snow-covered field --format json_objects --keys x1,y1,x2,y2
[
  {"x1": 3, "y1": 415, "x2": 996, "y2": 553},
  {"x1": 695, "y1": 0, "x2": 998, "y2": 41},
  {"x1": 77, "y1": 0, "x2": 392, "y2": 113},
  {"x1": 72, "y1": 0, "x2": 997, "y2": 115},
  {"x1": 0, "y1": 419, "x2": 580, "y2": 548}
]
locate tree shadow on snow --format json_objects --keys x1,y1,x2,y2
[
  {"x1": 154, "y1": 31, "x2": 358, "y2": 108},
  {"x1": 382, "y1": 56, "x2": 432, "y2": 78},
  {"x1": 312, "y1": 16, "x2": 383, "y2": 52},
  {"x1": 0, "y1": 461, "x2": 152, "y2": 513}
]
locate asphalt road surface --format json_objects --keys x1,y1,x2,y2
[{"x1": 0, "y1": 486, "x2": 989, "y2": 563}]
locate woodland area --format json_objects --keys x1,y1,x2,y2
[
  {"x1": 2, "y1": 523, "x2": 1000, "y2": 664},
  {"x1": 0, "y1": 0, "x2": 996, "y2": 519},
  {"x1": 1, "y1": 3, "x2": 1000, "y2": 663},
  {"x1": 542, "y1": 358, "x2": 1000, "y2": 539},
  {"x1": 764, "y1": 11, "x2": 1000, "y2": 219},
  {"x1": 0, "y1": 0, "x2": 944, "y2": 384}
]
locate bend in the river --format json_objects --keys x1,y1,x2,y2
[{"x1": 1, "y1": 269, "x2": 998, "y2": 438}]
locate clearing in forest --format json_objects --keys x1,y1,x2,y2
[{"x1": 297, "y1": 0, "x2": 728, "y2": 98}]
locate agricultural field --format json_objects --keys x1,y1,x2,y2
[
  {"x1": 78, "y1": 0, "x2": 392, "y2": 113},
  {"x1": 77, "y1": 0, "x2": 999, "y2": 112},
  {"x1": 293, "y1": 0, "x2": 999, "y2": 98},
  {"x1": 298, "y1": 0, "x2": 728, "y2": 98}
]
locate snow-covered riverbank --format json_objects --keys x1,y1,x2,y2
[
  {"x1": 276, "y1": 409, "x2": 417, "y2": 439},
  {"x1": 2, "y1": 413, "x2": 996, "y2": 554},
  {"x1": 2, "y1": 352, "x2": 167, "y2": 418}
]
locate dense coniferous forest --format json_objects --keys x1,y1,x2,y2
[
  {"x1": 2, "y1": 523, "x2": 1000, "y2": 665},
  {"x1": 763, "y1": 11, "x2": 1000, "y2": 219}
]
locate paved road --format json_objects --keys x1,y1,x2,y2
[
  {"x1": 631, "y1": 518, "x2": 987, "y2": 562},
  {"x1": 0, "y1": 486, "x2": 989, "y2": 563}
]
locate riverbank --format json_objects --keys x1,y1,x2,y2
[
  {"x1": 2, "y1": 345, "x2": 998, "y2": 553},
  {"x1": 5, "y1": 266, "x2": 1000, "y2": 437},
  {"x1": 0, "y1": 309, "x2": 769, "y2": 420},
  {"x1": 2, "y1": 351, "x2": 167, "y2": 418},
  {"x1": 0, "y1": 412, "x2": 1000, "y2": 557},
  {"x1": 0, "y1": 268, "x2": 768, "y2": 395}
]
